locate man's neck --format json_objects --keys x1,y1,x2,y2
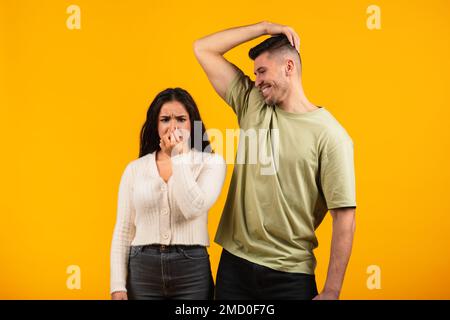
[{"x1": 278, "y1": 84, "x2": 318, "y2": 114}]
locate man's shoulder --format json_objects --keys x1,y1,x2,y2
[
  {"x1": 316, "y1": 108, "x2": 353, "y2": 146},
  {"x1": 227, "y1": 70, "x2": 265, "y2": 106}
]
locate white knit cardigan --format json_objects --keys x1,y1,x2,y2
[{"x1": 110, "y1": 149, "x2": 226, "y2": 294}]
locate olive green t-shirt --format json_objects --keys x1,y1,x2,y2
[{"x1": 214, "y1": 70, "x2": 356, "y2": 274}]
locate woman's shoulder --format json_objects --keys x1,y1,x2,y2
[{"x1": 122, "y1": 152, "x2": 154, "y2": 174}]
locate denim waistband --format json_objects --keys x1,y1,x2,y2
[{"x1": 132, "y1": 244, "x2": 205, "y2": 253}]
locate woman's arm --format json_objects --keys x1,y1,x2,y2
[
  {"x1": 170, "y1": 152, "x2": 227, "y2": 220},
  {"x1": 110, "y1": 163, "x2": 136, "y2": 298}
]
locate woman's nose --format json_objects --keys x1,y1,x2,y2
[{"x1": 169, "y1": 119, "x2": 176, "y2": 131}]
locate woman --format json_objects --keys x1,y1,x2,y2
[{"x1": 110, "y1": 88, "x2": 226, "y2": 300}]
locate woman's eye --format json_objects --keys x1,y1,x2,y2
[
  {"x1": 161, "y1": 118, "x2": 169, "y2": 122},
  {"x1": 178, "y1": 118, "x2": 187, "y2": 122}
]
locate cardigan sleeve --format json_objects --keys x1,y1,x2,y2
[
  {"x1": 171, "y1": 152, "x2": 226, "y2": 220},
  {"x1": 110, "y1": 163, "x2": 136, "y2": 294}
]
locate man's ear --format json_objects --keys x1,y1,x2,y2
[{"x1": 285, "y1": 59, "x2": 295, "y2": 76}]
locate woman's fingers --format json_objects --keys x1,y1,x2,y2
[
  {"x1": 174, "y1": 128, "x2": 184, "y2": 142},
  {"x1": 173, "y1": 130, "x2": 181, "y2": 143},
  {"x1": 162, "y1": 133, "x2": 172, "y2": 149},
  {"x1": 160, "y1": 128, "x2": 190, "y2": 156},
  {"x1": 170, "y1": 132, "x2": 178, "y2": 146}
]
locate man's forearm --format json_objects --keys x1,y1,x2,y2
[
  {"x1": 194, "y1": 21, "x2": 268, "y2": 55},
  {"x1": 193, "y1": 21, "x2": 299, "y2": 102},
  {"x1": 322, "y1": 209, "x2": 356, "y2": 298}
]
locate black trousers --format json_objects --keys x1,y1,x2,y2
[
  {"x1": 215, "y1": 249, "x2": 318, "y2": 300},
  {"x1": 126, "y1": 244, "x2": 214, "y2": 300}
]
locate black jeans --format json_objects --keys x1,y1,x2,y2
[
  {"x1": 215, "y1": 249, "x2": 318, "y2": 300},
  {"x1": 126, "y1": 244, "x2": 214, "y2": 300}
]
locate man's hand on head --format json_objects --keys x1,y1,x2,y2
[{"x1": 261, "y1": 21, "x2": 300, "y2": 51}]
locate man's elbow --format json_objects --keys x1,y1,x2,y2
[
  {"x1": 351, "y1": 214, "x2": 356, "y2": 234},
  {"x1": 331, "y1": 207, "x2": 356, "y2": 234},
  {"x1": 349, "y1": 208, "x2": 356, "y2": 234},
  {"x1": 193, "y1": 39, "x2": 206, "y2": 59}
]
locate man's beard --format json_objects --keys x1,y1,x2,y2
[
  {"x1": 264, "y1": 89, "x2": 281, "y2": 105},
  {"x1": 264, "y1": 96, "x2": 276, "y2": 105}
]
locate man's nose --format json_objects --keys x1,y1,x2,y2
[{"x1": 255, "y1": 77, "x2": 262, "y2": 88}]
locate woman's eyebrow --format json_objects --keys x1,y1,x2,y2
[{"x1": 159, "y1": 114, "x2": 187, "y2": 118}]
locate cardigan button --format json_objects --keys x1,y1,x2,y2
[{"x1": 161, "y1": 209, "x2": 168, "y2": 215}]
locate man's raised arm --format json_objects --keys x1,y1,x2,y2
[{"x1": 193, "y1": 21, "x2": 300, "y2": 101}]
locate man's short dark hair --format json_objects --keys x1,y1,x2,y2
[{"x1": 248, "y1": 35, "x2": 301, "y2": 67}]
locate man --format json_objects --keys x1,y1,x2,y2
[{"x1": 194, "y1": 21, "x2": 356, "y2": 300}]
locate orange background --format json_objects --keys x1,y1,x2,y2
[{"x1": 1, "y1": 0, "x2": 449, "y2": 299}]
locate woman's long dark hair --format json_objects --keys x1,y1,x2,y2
[{"x1": 139, "y1": 88, "x2": 212, "y2": 158}]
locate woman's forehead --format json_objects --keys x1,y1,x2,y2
[{"x1": 160, "y1": 101, "x2": 188, "y2": 115}]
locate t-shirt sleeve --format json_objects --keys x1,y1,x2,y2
[
  {"x1": 319, "y1": 136, "x2": 357, "y2": 210},
  {"x1": 225, "y1": 69, "x2": 255, "y2": 121}
]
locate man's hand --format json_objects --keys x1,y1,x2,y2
[
  {"x1": 194, "y1": 21, "x2": 300, "y2": 100},
  {"x1": 111, "y1": 291, "x2": 128, "y2": 300},
  {"x1": 313, "y1": 290, "x2": 340, "y2": 300},
  {"x1": 263, "y1": 22, "x2": 300, "y2": 51}
]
